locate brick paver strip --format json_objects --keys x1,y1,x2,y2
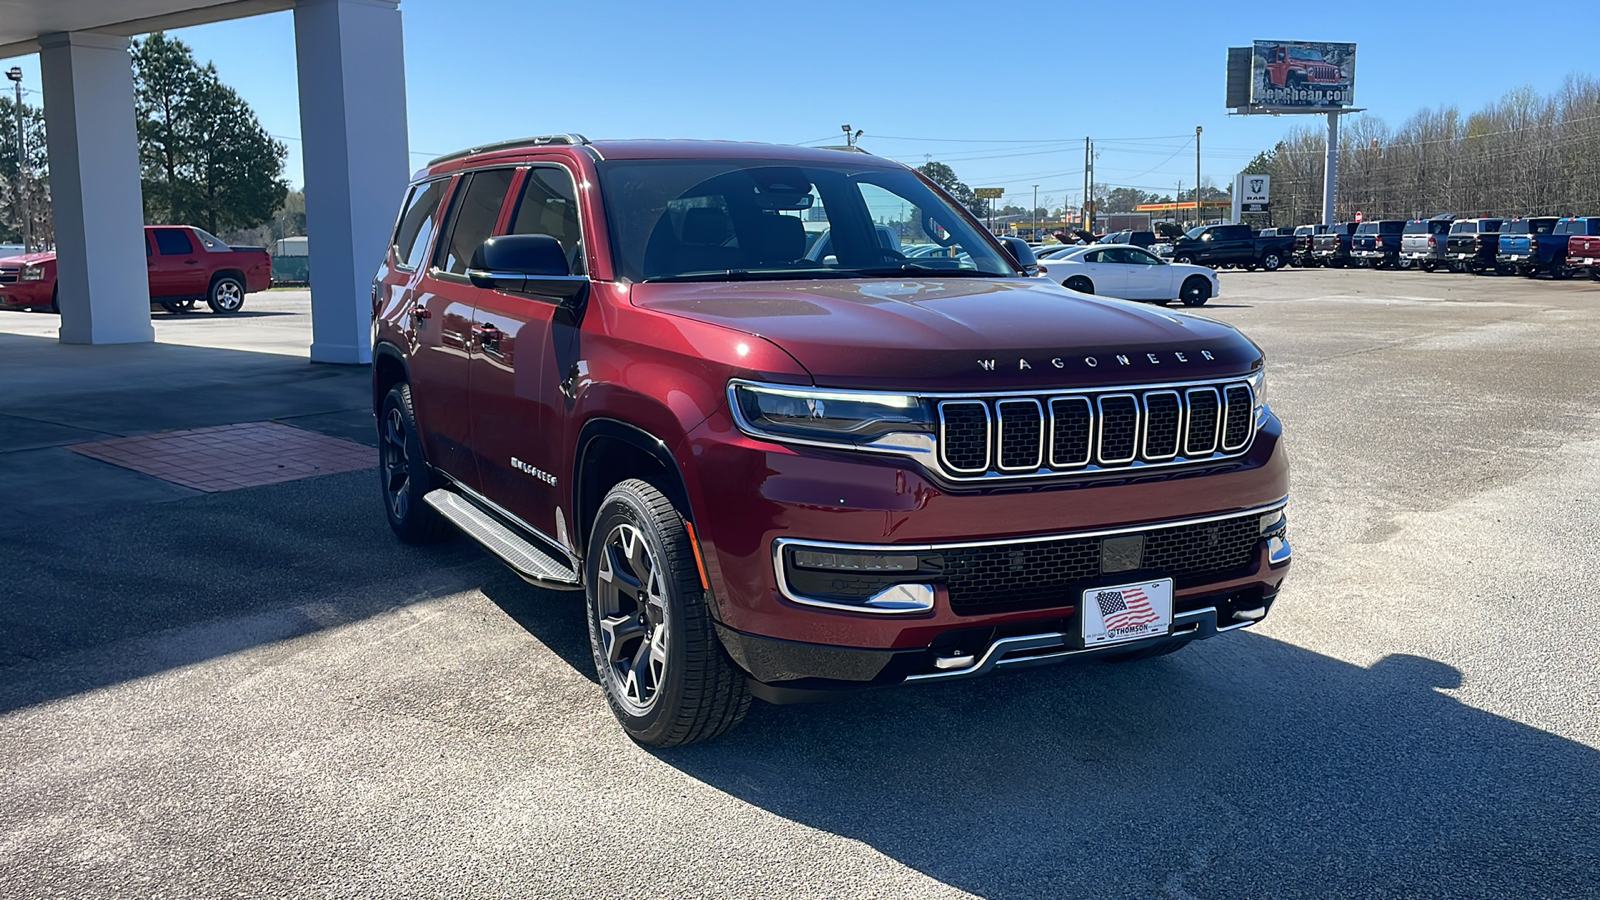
[{"x1": 68, "y1": 421, "x2": 375, "y2": 493}]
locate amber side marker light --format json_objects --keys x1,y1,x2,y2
[{"x1": 684, "y1": 521, "x2": 710, "y2": 591}]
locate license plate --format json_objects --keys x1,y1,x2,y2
[{"x1": 1082, "y1": 579, "x2": 1173, "y2": 647}]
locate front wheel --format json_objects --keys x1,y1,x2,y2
[
  {"x1": 160, "y1": 299, "x2": 199, "y2": 314},
  {"x1": 587, "y1": 480, "x2": 750, "y2": 747},
  {"x1": 1174, "y1": 256, "x2": 1193, "y2": 266},
  {"x1": 1064, "y1": 276, "x2": 1094, "y2": 295},
  {"x1": 1421, "y1": 260, "x2": 1436, "y2": 273},
  {"x1": 206, "y1": 276, "x2": 246, "y2": 313},
  {"x1": 1179, "y1": 276, "x2": 1211, "y2": 307},
  {"x1": 379, "y1": 384, "x2": 451, "y2": 544}
]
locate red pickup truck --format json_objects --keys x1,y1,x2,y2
[
  {"x1": 0, "y1": 225, "x2": 271, "y2": 314},
  {"x1": 1564, "y1": 234, "x2": 1600, "y2": 280}
]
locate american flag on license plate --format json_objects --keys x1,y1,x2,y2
[{"x1": 1095, "y1": 587, "x2": 1159, "y2": 631}]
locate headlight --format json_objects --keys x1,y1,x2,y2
[
  {"x1": 729, "y1": 381, "x2": 934, "y2": 449},
  {"x1": 20, "y1": 265, "x2": 44, "y2": 281},
  {"x1": 1246, "y1": 367, "x2": 1268, "y2": 426}
]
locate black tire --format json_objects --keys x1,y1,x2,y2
[
  {"x1": 1102, "y1": 639, "x2": 1188, "y2": 663},
  {"x1": 49, "y1": 286, "x2": 59, "y2": 314},
  {"x1": 586, "y1": 479, "x2": 750, "y2": 747},
  {"x1": 160, "y1": 299, "x2": 199, "y2": 314},
  {"x1": 206, "y1": 275, "x2": 246, "y2": 313},
  {"x1": 1064, "y1": 276, "x2": 1094, "y2": 295},
  {"x1": 1180, "y1": 276, "x2": 1211, "y2": 307},
  {"x1": 1421, "y1": 260, "x2": 1436, "y2": 273},
  {"x1": 1552, "y1": 265, "x2": 1571, "y2": 280},
  {"x1": 1591, "y1": 270, "x2": 1600, "y2": 282},
  {"x1": 378, "y1": 384, "x2": 451, "y2": 544}
]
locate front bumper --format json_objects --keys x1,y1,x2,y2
[
  {"x1": 686, "y1": 407, "x2": 1292, "y2": 686},
  {"x1": 0, "y1": 279, "x2": 53, "y2": 309}
]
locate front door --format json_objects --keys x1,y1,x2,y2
[
  {"x1": 1078, "y1": 249, "x2": 1127, "y2": 295},
  {"x1": 147, "y1": 228, "x2": 208, "y2": 298},
  {"x1": 468, "y1": 163, "x2": 586, "y2": 543}
]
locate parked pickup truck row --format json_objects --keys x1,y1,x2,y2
[
  {"x1": 0, "y1": 225, "x2": 271, "y2": 314},
  {"x1": 1288, "y1": 215, "x2": 1600, "y2": 280}
]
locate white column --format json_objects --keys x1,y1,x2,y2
[
  {"x1": 38, "y1": 32, "x2": 153, "y2": 345},
  {"x1": 294, "y1": 0, "x2": 410, "y2": 365},
  {"x1": 1323, "y1": 111, "x2": 1339, "y2": 225}
]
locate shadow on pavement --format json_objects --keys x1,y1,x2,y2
[{"x1": 657, "y1": 636, "x2": 1600, "y2": 898}]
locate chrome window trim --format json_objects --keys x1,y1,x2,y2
[
  {"x1": 1183, "y1": 386, "x2": 1221, "y2": 457},
  {"x1": 994, "y1": 398, "x2": 1045, "y2": 472},
  {"x1": 938, "y1": 400, "x2": 992, "y2": 474},
  {"x1": 1095, "y1": 393, "x2": 1140, "y2": 466},
  {"x1": 1140, "y1": 389, "x2": 1183, "y2": 461},
  {"x1": 1047, "y1": 395, "x2": 1093, "y2": 468},
  {"x1": 1221, "y1": 383, "x2": 1254, "y2": 452}
]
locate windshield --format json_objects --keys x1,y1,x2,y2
[
  {"x1": 595, "y1": 158, "x2": 1015, "y2": 282},
  {"x1": 1503, "y1": 220, "x2": 1528, "y2": 234},
  {"x1": 1289, "y1": 48, "x2": 1324, "y2": 62},
  {"x1": 1183, "y1": 226, "x2": 1205, "y2": 240}
]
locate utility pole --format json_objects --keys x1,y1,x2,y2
[
  {"x1": 1082, "y1": 137, "x2": 1090, "y2": 232},
  {"x1": 6, "y1": 67, "x2": 27, "y2": 252},
  {"x1": 1195, "y1": 125, "x2": 1203, "y2": 227},
  {"x1": 1032, "y1": 185, "x2": 1039, "y2": 240}
]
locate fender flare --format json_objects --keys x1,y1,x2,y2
[{"x1": 572, "y1": 417, "x2": 696, "y2": 556}]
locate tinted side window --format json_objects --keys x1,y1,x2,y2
[
  {"x1": 509, "y1": 166, "x2": 584, "y2": 274},
  {"x1": 438, "y1": 168, "x2": 517, "y2": 274},
  {"x1": 154, "y1": 229, "x2": 195, "y2": 255},
  {"x1": 393, "y1": 180, "x2": 447, "y2": 271}
]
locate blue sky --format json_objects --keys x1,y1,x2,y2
[{"x1": 7, "y1": 1, "x2": 1595, "y2": 208}]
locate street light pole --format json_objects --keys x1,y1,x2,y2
[
  {"x1": 1195, "y1": 125, "x2": 1203, "y2": 227},
  {"x1": 5, "y1": 67, "x2": 27, "y2": 252},
  {"x1": 1032, "y1": 185, "x2": 1039, "y2": 241}
]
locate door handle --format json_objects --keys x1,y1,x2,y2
[{"x1": 184, "y1": 259, "x2": 200, "y2": 265}]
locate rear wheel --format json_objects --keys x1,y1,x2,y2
[
  {"x1": 49, "y1": 286, "x2": 59, "y2": 314},
  {"x1": 1421, "y1": 260, "x2": 1436, "y2": 272},
  {"x1": 586, "y1": 479, "x2": 750, "y2": 747},
  {"x1": 1064, "y1": 276, "x2": 1094, "y2": 294},
  {"x1": 1260, "y1": 252, "x2": 1281, "y2": 271},
  {"x1": 160, "y1": 299, "x2": 199, "y2": 314},
  {"x1": 206, "y1": 275, "x2": 246, "y2": 313},
  {"x1": 1180, "y1": 276, "x2": 1211, "y2": 307},
  {"x1": 1174, "y1": 256, "x2": 1194, "y2": 266}
]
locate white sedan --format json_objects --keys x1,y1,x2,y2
[{"x1": 1037, "y1": 243, "x2": 1219, "y2": 306}]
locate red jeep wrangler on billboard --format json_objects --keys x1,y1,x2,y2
[
  {"x1": 372, "y1": 136, "x2": 1292, "y2": 746},
  {"x1": 1263, "y1": 45, "x2": 1342, "y2": 88}
]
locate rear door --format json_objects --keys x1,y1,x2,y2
[
  {"x1": 1075, "y1": 248, "x2": 1127, "y2": 294},
  {"x1": 147, "y1": 228, "x2": 208, "y2": 297},
  {"x1": 467, "y1": 163, "x2": 585, "y2": 539}
]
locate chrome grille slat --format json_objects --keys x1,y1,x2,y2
[
  {"x1": 995, "y1": 399, "x2": 1044, "y2": 472},
  {"x1": 932, "y1": 378, "x2": 1258, "y2": 481}
]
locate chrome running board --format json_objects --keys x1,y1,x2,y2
[{"x1": 424, "y1": 489, "x2": 581, "y2": 590}]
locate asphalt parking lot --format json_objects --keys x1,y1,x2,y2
[{"x1": 3, "y1": 270, "x2": 1598, "y2": 898}]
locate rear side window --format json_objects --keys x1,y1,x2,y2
[
  {"x1": 509, "y1": 166, "x2": 584, "y2": 273},
  {"x1": 1532, "y1": 219, "x2": 1558, "y2": 235},
  {"x1": 437, "y1": 168, "x2": 517, "y2": 274},
  {"x1": 154, "y1": 229, "x2": 195, "y2": 255},
  {"x1": 392, "y1": 180, "x2": 448, "y2": 271}
]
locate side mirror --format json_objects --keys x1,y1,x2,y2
[
  {"x1": 998, "y1": 236, "x2": 1039, "y2": 273},
  {"x1": 468, "y1": 234, "x2": 588, "y2": 305}
]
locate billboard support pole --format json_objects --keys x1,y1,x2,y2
[{"x1": 1323, "y1": 110, "x2": 1339, "y2": 225}]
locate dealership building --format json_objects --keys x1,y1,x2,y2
[{"x1": 0, "y1": 0, "x2": 409, "y2": 364}]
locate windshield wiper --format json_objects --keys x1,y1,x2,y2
[
  {"x1": 840, "y1": 264, "x2": 1008, "y2": 278},
  {"x1": 641, "y1": 268, "x2": 856, "y2": 283}
]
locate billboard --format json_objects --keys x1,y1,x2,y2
[{"x1": 1248, "y1": 41, "x2": 1355, "y2": 109}]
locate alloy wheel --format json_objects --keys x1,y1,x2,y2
[
  {"x1": 214, "y1": 281, "x2": 244, "y2": 311},
  {"x1": 382, "y1": 406, "x2": 410, "y2": 520},
  {"x1": 595, "y1": 523, "x2": 670, "y2": 717}
]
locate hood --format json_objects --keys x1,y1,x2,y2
[
  {"x1": 631, "y1": 277, "x2": 1260, "y2": 391},
  {"x1": 0, "y1": 251, "x2": 55, "y2": 266}
]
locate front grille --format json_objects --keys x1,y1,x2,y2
[
  {"x1": 0, "y1": 267, "x2": 18, "y2": 284},
  {"x1": 934, "y1": 378, "x2": 1257, "y2": 480},
  {"x1": 942, "y1": 511, "x2": 1266, "y2": 612}
]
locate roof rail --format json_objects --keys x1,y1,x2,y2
[{"x1": 426, "y1": 134, "x2": 591, "y2": 167}]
